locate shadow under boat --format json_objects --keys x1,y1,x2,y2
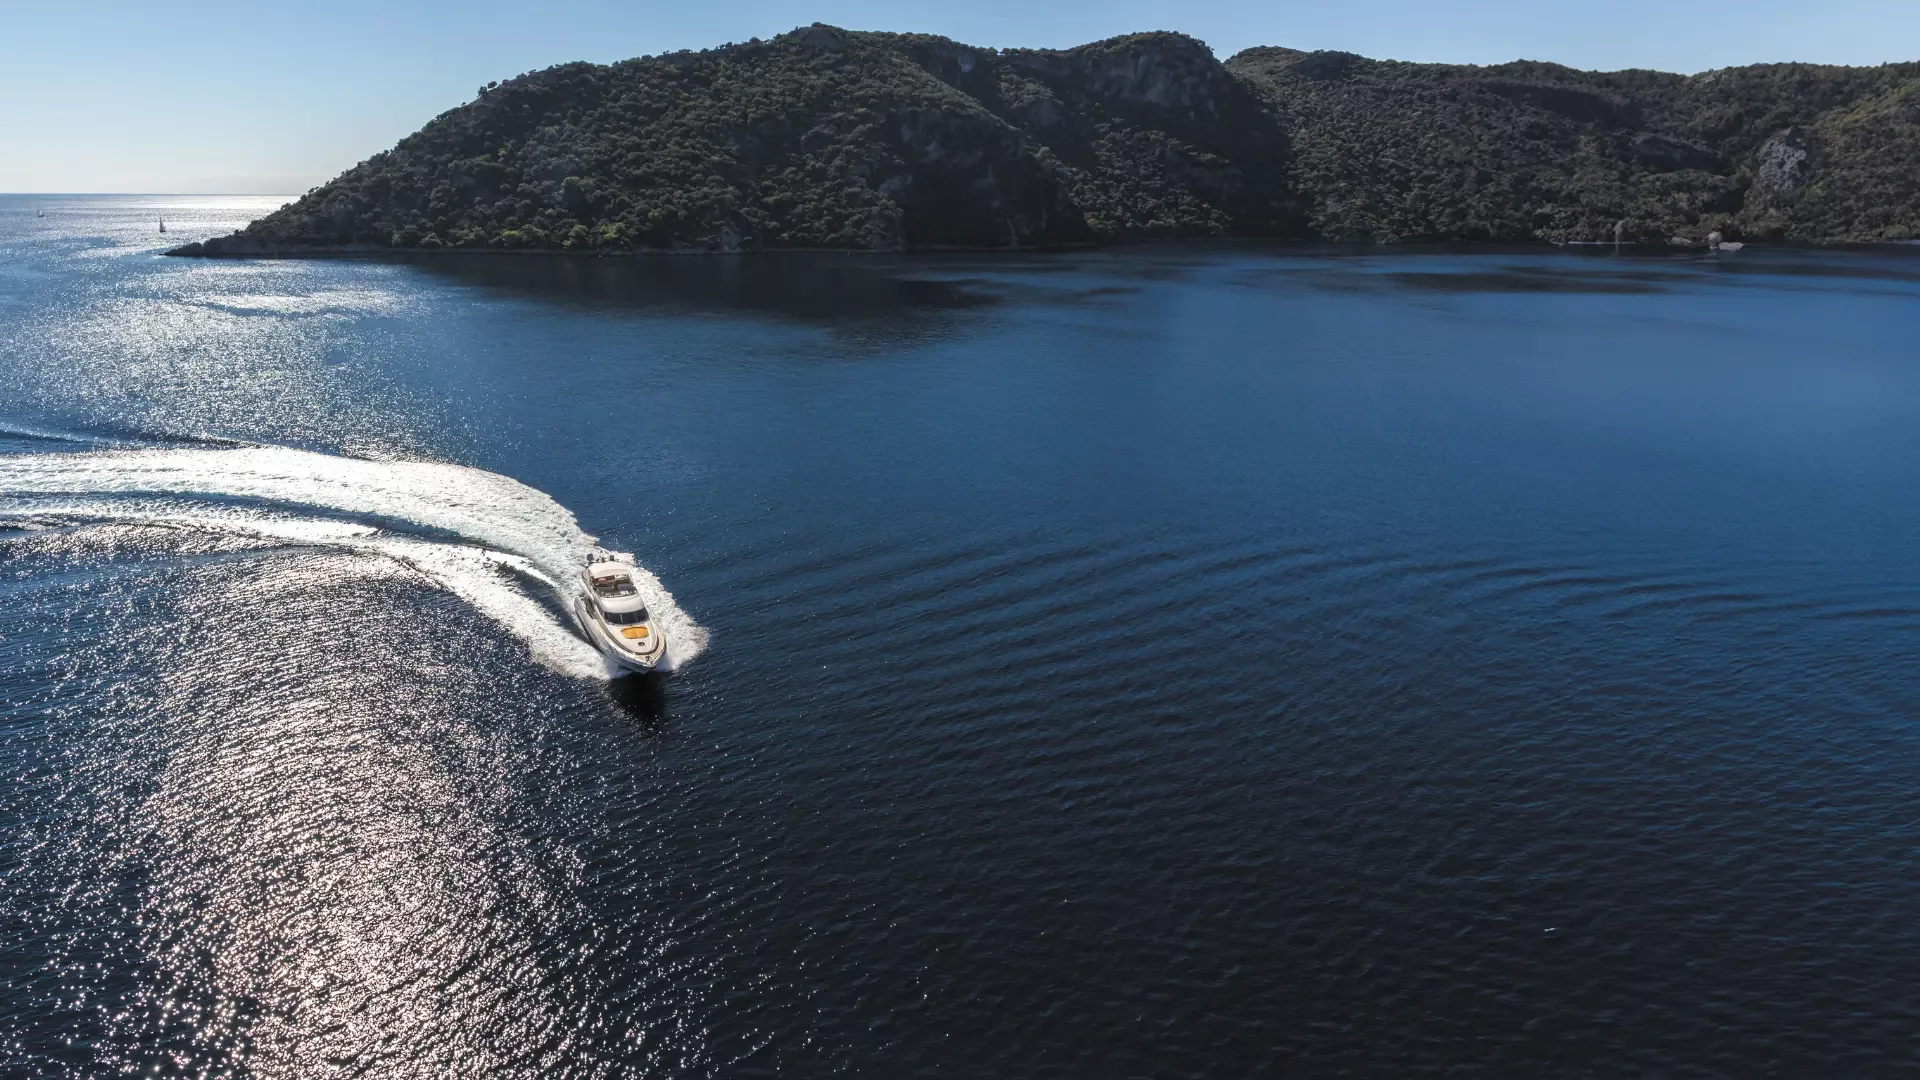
[{"x1": 604, "y1": 670, "x2": 670, "y2": 727}]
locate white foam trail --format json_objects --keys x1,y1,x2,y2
[{"x1": 0, "y1": 446, "x2": 708, "y2": 678}]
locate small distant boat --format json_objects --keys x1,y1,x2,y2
[
  {"x1": 158, "y1": 217, "x2": 166, "y2": 234},
  {"x1": 35, "y1": 206, "x2": 44, "y2": 218},
  {"x1": 573, "y1": 556, "x2": 669, "y2": 675}
]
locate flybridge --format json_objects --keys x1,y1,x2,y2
[{"x1": 590, "y1": 565, "x2": 639, "y2": 597}]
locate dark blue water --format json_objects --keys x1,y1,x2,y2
[{"x1": 5, "y1": 195, "x2": 1920, "y2": 1076}]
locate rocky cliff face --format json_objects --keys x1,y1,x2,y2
[
  {"x1": 1227, "y1": 48, "x2": 1920, "y2": 244},
  {"x1": 174, "y1": 26, "x2": 1920, "y2": 256}
]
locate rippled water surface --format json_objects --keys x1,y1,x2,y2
[{"x1": 5, "y1": 195, "x2": 1920, "y2": 1076}]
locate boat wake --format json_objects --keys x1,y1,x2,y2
[{"x1": 0, "y1": 445, "x2": 707, "y2": 679}]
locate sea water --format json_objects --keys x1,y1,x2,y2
[{"x1": 4, "y1": 195, "x2": 1920, "y2": 1075}]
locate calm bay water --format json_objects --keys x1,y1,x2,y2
[{"x1": 3, "y1": 195, "x2": 1920, "y2": 1076}]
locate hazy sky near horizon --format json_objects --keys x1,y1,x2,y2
[{"x1": 4, "y1": 0, "x2": 1917, "y2": 193}]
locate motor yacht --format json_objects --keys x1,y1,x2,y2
[{"x1": 575, "y1": 558, "x2": 668, "y2": 675}]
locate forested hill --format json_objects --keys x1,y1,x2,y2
[{"x1": 172, "y1": 24, "x2": 1920, "y2": 256}]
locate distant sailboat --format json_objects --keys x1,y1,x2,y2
[
  {"x1": 158, "y1": 217, "x2": 167, "y2": 234},
  {"x1": 36, "y1": 205, "x2": 44, "y2": 218}
]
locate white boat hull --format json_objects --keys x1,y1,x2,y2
[{"x1": 574, "y1": 598, "x2": 667, "y2": 676}]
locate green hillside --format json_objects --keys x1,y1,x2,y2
[{"x1": 172, "y1": 25, "x2": 1920, "y2": 255}]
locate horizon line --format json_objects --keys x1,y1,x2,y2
[{"x1": 2, "y1": 192, "x2": 302, "y2": 197}]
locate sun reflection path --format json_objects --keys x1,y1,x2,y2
[{"x1": 88, "y1": 554, "x2": 716, "y2": 1077}]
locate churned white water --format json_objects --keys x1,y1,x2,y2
[{"x1": 0, "y1": 445, "x2": 707, "y2": 678}]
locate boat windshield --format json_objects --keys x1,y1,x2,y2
[
  {"x1": 591, "y1": 574, "x2": 637, "y2": 598},
  {"x1": 603, "y1": 607, "x2": 650, "y2": 626}
]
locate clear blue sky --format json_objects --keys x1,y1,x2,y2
[{"x1": 4, "y1": 0, "x2": 1916, "y2": 193}]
